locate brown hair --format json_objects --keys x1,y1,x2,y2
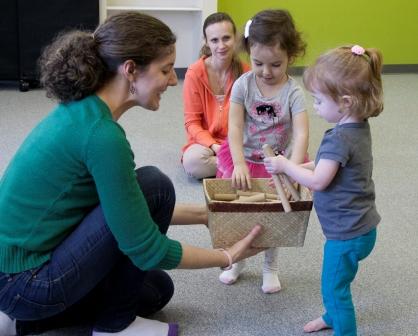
[
  {"x1": 200, "y1": 12, "x2": 244, "y2": 81},
  {"x1": 242, "y1": 9, "x2": 306, "y2": 62},
  {"x1": 39, "y1": 12, "x2": 176, "y2": 103},
  {"x1": 303, "y1": 45, "x2": 384, "y2": 119}
]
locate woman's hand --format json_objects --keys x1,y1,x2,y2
[
  {"x1": 231, "y1": 163, "x2": 252, "y2": 190},
  {"x1": 178, "y1": 224, "x2": 264, "y2": 269},
  {"x1": 225, "y1": 224, "x2": 265, "y2": 264}
]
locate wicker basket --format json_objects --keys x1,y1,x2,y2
[{"x1": 203, "y1": 178, "x2": 313, "y2": 248}]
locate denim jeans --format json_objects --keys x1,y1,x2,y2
[
  {"x1": 321, "y1": 228, "x2": 377, "y2": 336},
  {"x1": 0, "y1": 166, "x2": 176, "y2": 335}
]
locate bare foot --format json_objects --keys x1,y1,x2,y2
[{"x1": 303, "y1": 317, "x2": 329, "y2": 333}]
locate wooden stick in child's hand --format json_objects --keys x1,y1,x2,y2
[
  {"x1": 280, "y1": 175, "x2": 301, "y2": 201},
  {"x1": 262, "y1": 144, "x2": 301, "y2": 201},
  {"x1": 262, "y1": 144, "x2": 292, "y2": 212}
]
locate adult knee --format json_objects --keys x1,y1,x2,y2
[
  {"x1": 136, "y1": 270, "x2": 174, "y2": 317},
  {"x1": 136, "y1": 166, "x2": 175, "y2": 198},
  {"x1": 182, "y1": 150, "x2": 215, "y2": 179}
]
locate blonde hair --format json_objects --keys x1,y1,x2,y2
[{"x1": 303, "y1": 45, "x2": 384, "y2": 119}]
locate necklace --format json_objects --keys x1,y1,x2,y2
[
  {"x1": 215, "y1": 94, "x2": 225, "y2": 114},
  {"x1": 216, "y1": 70, "x2": 229, "y2": 94},
  {"x1": 208, "y1": 57, "x2": 231, "y2": 95}
]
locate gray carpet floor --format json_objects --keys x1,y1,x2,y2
[{"x1": 1, "y1": 73, "x2": 418, "y2": 335}]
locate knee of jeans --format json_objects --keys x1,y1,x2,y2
[
  {"x1": 136, "y1": 166, "x2": 174, "y2": 195},
  {"x1": 136, "y1": 166, "x2": 162, "y2": 179},
  {"x1": 148, "y1": 270, "x2": 174, "y2": 307}
]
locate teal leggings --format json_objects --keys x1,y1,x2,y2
[{"x1": 321, "y1": 228, "x2": 376, "y2": 336}]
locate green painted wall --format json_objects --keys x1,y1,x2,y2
[{"x1": 218, "y1": 0, "x2": 418, "y2": 66}]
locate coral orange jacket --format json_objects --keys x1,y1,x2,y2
[{"x1": 182, "y1": 57, "x2": 250, "y2": 153}]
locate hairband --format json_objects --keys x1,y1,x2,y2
[
  {"x1": 351, "y1": 45, "x2": 365, "y2": 55},
  {"x1": 244, "y1": 19, "x2": 252, "y2": 38}
]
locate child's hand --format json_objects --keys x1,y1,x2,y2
[
  {"x1": 263, "y1": 155, "x2": 288, "y2": 175},
  {"x1": 232, "y1": 164, "x2": 252, "y2": 191}
]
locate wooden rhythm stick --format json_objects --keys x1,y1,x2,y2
[
  {"x1": 236, "y1": 190, "x2": 278, "y2": 200},
  {"x1": 262, "y1": 144, "x2": 301, "y2": 201},
  {"x1": 213, "y1": 193, "x2": 238, "y2": 201},
  {"x1": 262, "y1": 144, "x2": 294, "y2": 212},
  {"x1": 231, "y1": 193, "x2": 266, "y2": 203}
]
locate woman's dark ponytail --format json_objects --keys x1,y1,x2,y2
[
  {"x1": 39, "y1": 30, "x2": 107, "y2": 103},
  {"x1": 39, "y1": 12, "x2": 176, "y2": 104}
]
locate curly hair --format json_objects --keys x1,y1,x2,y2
[
  {"x1": 39, "y1": 12, "x2": 176, "y2": 103},
  {"x1": 39, "y1": 30, "x2": 105, "y2": 103},
  {"x1": 242, "y1": 9, "x2": 306, "y2": 62},
  {"x1": 303, "y1": 45, "x2": 384, "y2": 119}
]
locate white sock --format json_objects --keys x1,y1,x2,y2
[
  {"x1": 261, "y1": 248, "x2": 281, "y2": 294},
  {"x1": 92, "y1": 316, "x2": 177, "y2": 336},
  {"x1": 219, "y1": 260, "x2": 246, "y2": 285},
  {"x1": 262, "y1": 273, "x2": 281, "y2": 293},
  {"x1": 0, "y1": 311, "x2": 16, "y2": 336}
]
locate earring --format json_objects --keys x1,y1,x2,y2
[{"x1": 129, "y1": 84, "x2": 136, "y2": 95}]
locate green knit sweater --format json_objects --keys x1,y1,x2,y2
[{"x1": 0, "y1": 95, "x2": 182, "y2": 273}]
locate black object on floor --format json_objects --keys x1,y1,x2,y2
[{"x1": 0, "y1": 0, "x2": 99, "y2": 92}]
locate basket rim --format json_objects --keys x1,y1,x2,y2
[{"x1": 203, "y1": 178, "x2": 313, "y2": 213}]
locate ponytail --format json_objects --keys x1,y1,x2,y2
[
  {"x1": 364, "y1": 48, "x2": 384, "y2": 117},
  {"x1": 39, "y1": 30, "x2": 107, "y2": 103},
  {"x1": 39, "y1": 12, "x2": 176, "y2": 104}
]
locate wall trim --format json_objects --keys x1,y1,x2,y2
[
  {"x1": 382, "y1": 64, "x2": 418, "y2": 73},
  {"x1": 177, "y1": 64, "x2": 418, "y2": 80},
  {"x1": 175, "y1": 68, "x2": 187, "y2": 79},
  {"x1": 288, "y1": 64, "x2": 418, "y2": 76}
]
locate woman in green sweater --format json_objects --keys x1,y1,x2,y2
[{"x1": 0, "y1": 12, "x2": 263, "y2": 336}]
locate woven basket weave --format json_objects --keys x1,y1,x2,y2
[{"x1": 204, "y1": 178, "x2": 313, "y2": 248}]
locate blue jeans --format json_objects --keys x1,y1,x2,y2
[
  {"x1": 0, "y1": 166, "x2": 176, "y2": 335},
  {"x1": 321, "y1": 228, "x2": 377, "y2": 336}
]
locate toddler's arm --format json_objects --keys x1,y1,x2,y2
[
  {"x1": 264, "y1": 156, "x2": 339, "y2": 191},
  {"x1": 300, "y1": 161, "x2": 315, "y2": 170},
  {"x1": 289, "y1": 111, "x2": 309, "y2": 164}
]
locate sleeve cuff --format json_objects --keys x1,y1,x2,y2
[{"x1": 156, "y1": 239, "x2": 183, "y2": 270}]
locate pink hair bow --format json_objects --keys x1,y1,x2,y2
[{"x1": 351, "y1": 45, "x2": 365, "y2": 55}]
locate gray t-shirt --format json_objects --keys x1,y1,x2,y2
[
  {"x1": 231, "y1": 72, "x2": 306, "y2": 163},
  {"x1": 314, "y1": 122, "x2": 380, "y2": 240}
]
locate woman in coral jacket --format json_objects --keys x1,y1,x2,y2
[{"x1": 182, "y1": 12, "x2": 250, "y2": 179}]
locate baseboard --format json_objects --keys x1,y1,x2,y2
[
  {"x1": 4, "y1": 64, "x2": 415, "y2": 89},
  {"x1": 175, "y1": 68, "x2": 187, "y2": 79},
  {"x1": 382, "y1": 64, "x2": 418, "y2": 73},
  {"x1": 288, "y1": 64, "x2": 418, "y2": 76}
]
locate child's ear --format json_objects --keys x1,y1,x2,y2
[{"x1": 340, "y1": 95, "x2": 353, "y2": 109}]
